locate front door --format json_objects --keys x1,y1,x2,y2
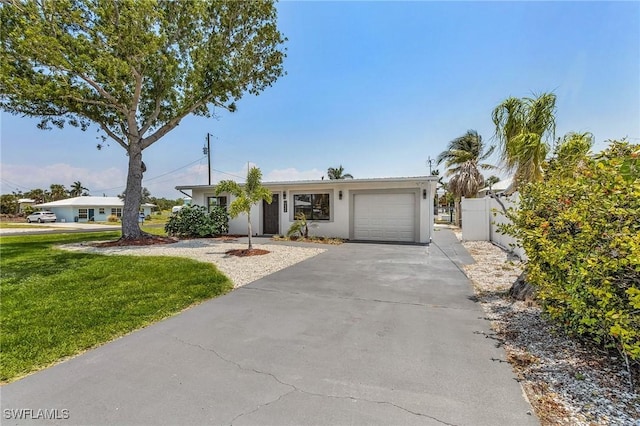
[
  {"x1": 88, "y1": 209, "x2": 95, "y2": 222},
  {"x1": 263, "y1": 194, "x2": 279, "y2": 235}
]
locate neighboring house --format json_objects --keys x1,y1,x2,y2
[
  {"x1": 17, "y1": 198, "x2": 36, "y2": 213},
  {"x1": 477, "y1": 176, "x2": 513, "y2": 197},
  {"x1": 176, "y1": 176, "x2": 438, "y2": 244},
  {"x1": 35, "y1": 196, "x2": 155, "y2": 223}
]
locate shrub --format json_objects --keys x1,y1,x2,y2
[
  {"x1": 286, "y1": 212, "x2": 308, "y2": 238},
  {"x1": 107, "y1": 215, "x2": 119, "y2": 222},
  {"x1": 502, "y1": 141, "x2": 640, "y2": 361},
  {"x1": 22, "y1": 205, "x2": 35, "y2": 216},
  {"x1": 164, "y1": 205, "x2": 228, "y2": 238}
]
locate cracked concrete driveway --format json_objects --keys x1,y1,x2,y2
[{"x1": 1, "y1": 229, "x2": 537, "y2": 425}]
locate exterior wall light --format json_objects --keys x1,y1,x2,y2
[
  {"x1": 339, "y1": 190, "x2": 343, "y2": 200},
  {"x1": 423, "y1": 189, "x2": 427, "y2": 199}
]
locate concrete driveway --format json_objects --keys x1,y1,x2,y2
[
  {"x1": 1, "y1": 229, "x2": 537, "y2": 425},
  {"x1": 0, "y1": 222, "x2": 119, "y2": 236}
]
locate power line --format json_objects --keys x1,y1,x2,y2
[
  {"x1": 144, "y1": 156, "x2": 207, "y2": 182},
  {"x1": 92, "y1": 156, "x2": 208, "y2": 193},
  {"x1": 211, "y1": 168, "x2": 246, "y2": 181},
  {"x1": 0, "y1": 177, "x2": 31, "y2": 192}
]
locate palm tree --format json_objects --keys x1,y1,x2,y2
[
  {"x1": 492, "y1": 92, "x2": 557, "y2": 191},
  {"x1": 25, "y1": 188, "x2": 46, "y2": 204},
  {"x1": 49, "y1": 184, "x2": 67, "y2": 201},
  {"x1": 550, "y1": 132, "x2": 593, "y2": 177},
  {"x1": 69, "y1": 181, "x2": 89, "y2": 197},
  {"x1": 437, "y1": 130, "x2": 496, "y2": 225},
  {"x1": 141, "y1": 187, "x2": 152, "y2": 204},
  {"x1": 215, "y1": 166, "x2": 272, "y2": 251},
  {"x1": 485, "y1": 175, "x2": 501, "y2": 191},
  {"x1": 327, "y1": 165, "x2": 353, "y2": 180}
]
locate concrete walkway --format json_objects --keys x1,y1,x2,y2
[{"x1": 1, "y1": 230, "x2": 537, "y2": 425}]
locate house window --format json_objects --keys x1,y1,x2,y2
[
  {"x1": 207, "y1": 196, "x2": 227, "y2": 212},
  {"x1": 78, "y1": 208, "x2": 88, "y2": 219},
  {"x1": 98, "y1": 208, "x2": 105, "y2": 215},
  {"x1": 293, "y1": 193, "x2": 330, "y2": 220},
  {"x1": 111, "y1": 208, "x2": 123, "y2": 218}
]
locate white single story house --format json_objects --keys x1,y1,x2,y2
[
  {"x1": 35, "y1": 196, "x2": 155, "y2": 223},
  {"x1": 176, "y1": 176, "x2": 438, "y2": 244},
  {"x1": 477, "y1": 176, "x2": 513, "y2": 197}
]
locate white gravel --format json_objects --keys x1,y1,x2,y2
[
  {"x1": 60, "y1": 239, "x2": 326, "y2": 288},
  {"x1": 460, "y1": 238, "x2": 640, "y2": 425}
]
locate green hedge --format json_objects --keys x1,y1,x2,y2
[
  {"x1": 503, "y1": 141, "x2": 640, "y2": 360},
  {"x1": 165, "y1": 205, "x2": 228, "y2": 238}
]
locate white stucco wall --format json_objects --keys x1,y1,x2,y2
[{"x1": 187, "y1": 178, "x2": 436, "y2": 243}]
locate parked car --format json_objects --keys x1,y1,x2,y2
[{"x1": 26, "y1": 211, "x2": 57, "y2": 223}]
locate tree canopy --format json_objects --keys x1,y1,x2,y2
[
  {"x1": 437, "y1": 129, "x2": 495, "y2": 225},
  {"x1": 437, "y1": 129, "x2": 495, "y2": 198},
  {"x1": 0, "y1": 0, "x2": 286, "y2": 239},
  {"x1": 492, "y1": 92, "x2": 557, "y2": 190}
]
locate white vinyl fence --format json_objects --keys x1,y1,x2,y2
[{"x1": 461, "y1": 194, "x2": 527, "y2": 260}]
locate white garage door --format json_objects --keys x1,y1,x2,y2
[{"x1": 353, "y1": 193, "x2": 416, "y2": 242}]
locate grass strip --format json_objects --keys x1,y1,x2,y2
[{"x1": 0, "y1": 232, "x2": 232, "y2": 382}]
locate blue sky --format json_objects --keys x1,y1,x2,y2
[{"x1": 1, "y1": 1, "x2": 639, "y2": 199}]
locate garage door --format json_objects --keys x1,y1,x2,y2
[{"x1": 353, "y1": 193, "x2": 416, "y2": 242}]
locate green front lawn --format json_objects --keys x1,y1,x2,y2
[{"x1": 0, "y1": 232, "x2": 233, "y2": 383}]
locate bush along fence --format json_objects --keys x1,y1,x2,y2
[{"x1": 500, "y1": 141, "x2": 639, "y2": 383}]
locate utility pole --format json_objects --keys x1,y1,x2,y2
[
  {"x1": 426, "y1": 156, "x2": 436, "y2": 174},
  {"x1": 203, "y1": 133, "x2": 213, "y2": 185}
]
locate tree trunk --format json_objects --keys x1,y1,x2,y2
[
  {"x1": 454, "y1": 198, "x2": 461, "y2": 227},
  {"x1": 510, "y1": 271, "x2": 536, "y2": 301},
  {"x1": 121, "y1": 140, "x2": 145, "y2": 240},
  {"x1": 247, "y1": 213, "x2": 253, "y2": 250}
]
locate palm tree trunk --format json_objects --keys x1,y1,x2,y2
[{"x1": 247, "y1": 213, "x2": 253, "y2": 250}]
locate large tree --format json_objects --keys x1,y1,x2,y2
[
  {"x1": 1, "y1": 0, "x2": 286, "y2": 240},
  {"x1": 437, "y1": 129, "x2": 495, "y2": 225},
  {"x1": 492, "y1": 92, "x2": 557, "y2": 191},
  {"x1": 215, "y1": 166, "x2": 272, "y2": 251}
]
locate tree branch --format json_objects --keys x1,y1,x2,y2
[
  {"x1": 487, "y1": 189, "x2": 507, "y2": 214},
  {"x1": 53, "y1": 63, "x2": 127, "y2": 114},
  {"x1": 140, "y1": 97, "x2": 230, "y2": 150},
  {"x1": 99, "y1": 122, "x2": 127, "y2": 149},
  {"x1": 126, "y1": 67, "x2": 142, "y2": 143},
  {"x1": 139, "y1": 96, "x2": 162, "y2": 136},
  {"x1": 62, "y1": 95, "x2": 120, "y2": 110}
]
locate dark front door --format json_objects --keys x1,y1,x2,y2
[
  {"x1": 88, "y1": 209, "x2": 95, "y2": 221},
  {"x1": 263, "y1": 194, "x2": 279, "y2": 235}
]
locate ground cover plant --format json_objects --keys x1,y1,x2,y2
[
  {"x1": 0, "y1": 232, "x2": 232, "y2": 382},
  {"x1": 502, "y1": 141, "x2": 640, "y2": 370}
]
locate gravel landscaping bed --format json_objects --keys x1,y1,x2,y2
[
  {"x1": 61, "y1": 239, "x2": 326, "y2": 288},
  {"x1": 461, "y1": 239, "x2": 640, "y2": 425}
]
